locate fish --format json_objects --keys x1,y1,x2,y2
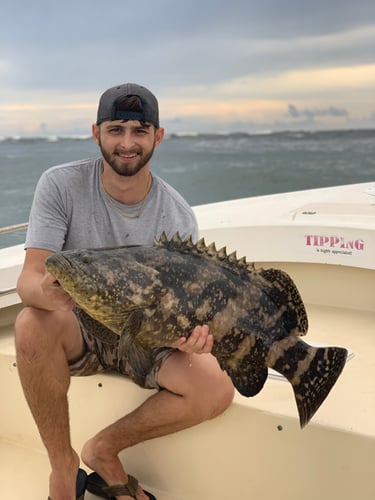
[{"x1": 45, "y1": 232, "x2": 348, "y2": 427}]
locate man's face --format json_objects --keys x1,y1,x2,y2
[{"x1": 93, "y1": 120, "x2": 164, "y2": 176}]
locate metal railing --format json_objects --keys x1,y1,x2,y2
[
  {"x1": 0, "y1": 287, "x2": 17, "y2": 297},
  {"x1": 0, "y1": 222, "x2": 28, "y2": 235}
]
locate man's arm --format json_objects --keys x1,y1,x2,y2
[{"x1": 17, "y1": 248, "x2": 74, "y2": 311}]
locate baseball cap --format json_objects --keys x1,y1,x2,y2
[{"x1": 96, "y1": 83, "x2": 159, "y2": 127}]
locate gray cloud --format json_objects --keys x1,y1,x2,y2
[
  {"x1": 3, "y1": 0, "x2": 375, "y2": 46},
  {"x1": 1, "y1": 0, "x2": 375, "y2": 95},
  {"x1": 287, "y1": 104, "x2": 349, "y2": 121},
  {"x1": 1, "y1": 0, "x2": 374, "y2": 134}
]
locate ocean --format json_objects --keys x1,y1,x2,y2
[{"x1": 1, "y1": 128, "x2": 374, "y2": 249}]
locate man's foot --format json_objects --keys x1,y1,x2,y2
[
  {"x1": 86, "y1": 472, "x2": 156, "y2": 500},
  {"x1": 81, "y1": 438, "x2": 154, "y2": 500},
  {"x1": 48, "y1": 469, "x2": 87, "y2": 500},
  {"x1": 48, "y1": 451, "x2": 85, "y2": 500}
]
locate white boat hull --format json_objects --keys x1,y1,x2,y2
[{"x1": 1, "y1": 182, "x2": 374, "y2": 499}]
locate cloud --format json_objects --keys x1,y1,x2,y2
[
  {"x1": 1, "y1": 0, "x2": 375, "y2": 134},
  {"x1": 1, "y1": 2, "x2": 375, "y2": 93},
  {"x1": 287, "y1": 104, "x2": 348, "y2": 120}
]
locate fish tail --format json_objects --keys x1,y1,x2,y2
[{"x1": 271, "y1": 340, "x2": 348, "y2": 427}]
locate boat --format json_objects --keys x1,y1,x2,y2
[{"x1": 1, "y1": 181, "x2": 374, "y2": 500}]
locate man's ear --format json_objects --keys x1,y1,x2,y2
[
  {"x1": 155, "y1": 126, "x2": 165, "y2": 147},
  {"x1": 92, "y1": 123, "x2": 100, "y2": 145}
]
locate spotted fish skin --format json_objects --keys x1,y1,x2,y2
[{"x1": 45, "y1": 233, "x2": 347, "y2": 427}]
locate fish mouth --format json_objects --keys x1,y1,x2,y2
[
  {"x1": 45, "y1": 251, "x2": 101, "y2": 296},
  {"x1": 45, "y1": 253, "x2": 76, "y2": 281}
]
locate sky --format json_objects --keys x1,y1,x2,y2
[{"x1": 1, "y1": 0, "x2": 375, "y2": 136}]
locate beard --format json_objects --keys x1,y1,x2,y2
[{"x1": 98, "y1": 137, "x2": 156, "y2": 177}]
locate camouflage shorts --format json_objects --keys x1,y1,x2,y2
[{"x1": 68, "y1": 308, "x2": 176, "y2": 390}]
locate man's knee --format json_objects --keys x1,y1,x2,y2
[
  {"x1": 15, "y1": 307, "x2": 84, "y2": 365},
  {"x1": 15, "y1": 307, "x2": 74, "y2": 357},
  {"x1": 14, "y1": 307, "x2": 49, "y2": 359},
  {"x1": 14, "y1": 307, "x2": 40, "y2": 342},
  {"x1": 206, "y1": 371, "x2": 235, "y2": 419},
  {"x1": 192, "y1": 365, "x2": 234, "y2": 421},
  {"x1": 158, "y1": 351, "x2": 235, "y2": 421}
]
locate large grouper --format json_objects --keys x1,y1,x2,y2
[{"x1": 45, "y1": 232, "x2": 348, "y2": 427}]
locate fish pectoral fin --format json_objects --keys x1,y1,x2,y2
[
  {"x1": 117, "y1": 309, "x2": 145, "y2": 358},
  {"x1": 117, "y1": 309, "x2": 155, "y2": 376},
  {"x1": 121, "y1": 308, "x2": 144, "y2": 338}
]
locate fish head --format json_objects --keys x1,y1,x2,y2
[{"x1": 45, "y1": 247, "x2": 162, "y2": 334}]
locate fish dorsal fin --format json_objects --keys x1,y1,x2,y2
[
  {"x1": 154, "y1": 233, "x2": 308, "y2": 334},
  {"x1": 154, "y1": 232, "x2": 255, "y2": 277},
  {"x1": 257, "y1": 268, "x2": 308, "y2": 335}
]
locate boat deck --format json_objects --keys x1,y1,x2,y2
[
  {"x1": 1, "y1": 300, "x2": 374, "y2": 500},
  {"x1": 1, "y1": 181, "x2": 374, "y2": 498}
]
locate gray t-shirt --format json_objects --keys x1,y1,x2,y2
[{"x1": 25, "y1": 158, "x2": 198, "y2": 251}]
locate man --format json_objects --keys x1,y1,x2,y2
[{"x1": 15, "y1": 83, "x2": 234, "y2": 500}]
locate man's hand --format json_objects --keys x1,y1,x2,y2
[
  {"x1": 172, "y1": 324, "x2": 213, "y2": 354},
  {"x1": 40, "y1": 272, "x2": 75, "y2": 311}
]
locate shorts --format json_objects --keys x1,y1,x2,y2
[{"x1": 69, "y1": 307, "x2": 176, "y2": 390}]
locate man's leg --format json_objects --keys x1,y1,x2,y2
[
  {"x1": 14, "y1": 306, "x2": 85, "y2": 500},
  {"x1": 81, "y1": 350, "x2": 234, "y2": 500}
]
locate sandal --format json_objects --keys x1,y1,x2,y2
[{"x1": 86, "y1": 471, "x2": 156, "y2": 499}]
